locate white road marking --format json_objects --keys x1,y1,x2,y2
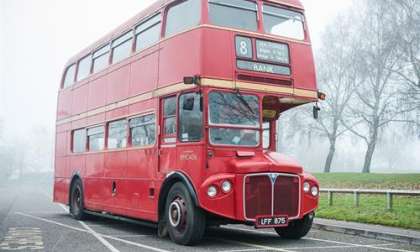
[
  {"x1": 58, "y1": 203, "x2": 68, "y2": 212},
  {"x1": 79, "y1": 221, "x2": 120, "y2": 252},
  {"x1": 219, "y1": 243, "x2": 396, "y2": 252},
  {"x1": 214, "y1": 238, "x2": 295, "y2": 252},
  {"x1": 306, "y1": 237, "x2": 414, "y2": 252},
  {"x1": 0, "y1": 227, "x2": 44, "y2": 251},
  {"x1": 15, "y1": 212, "x2": 170, "y2": 252},
  {"x1": 223, "y1": 226, "x2": 415, "y2": 252}
]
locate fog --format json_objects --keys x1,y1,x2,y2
[{"x1": 0, "y1": 0, "x2": 418, "y2": 178}]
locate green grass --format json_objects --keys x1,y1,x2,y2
[
  {"x1": 314, "y1": 173, "x2": 420, "y2": 190},
  {"x1": 313, "y1": 173, "x2": 420, "y2": 230}
]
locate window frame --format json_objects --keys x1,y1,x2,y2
[
  {"x1": 162, "y1": 96, "x2": 178, "y2": 144},
  {"x1": 107, "y1": 119, "x2": 128, "y2": 150},
  {"x1": 111, "y1": 30, "x2": 134, "y2": 64},
  {"x1": 128, "y1": 112, "x2": 157, "y2": 148},
  {"x1": 72, "y1": 128, "x2": 86, "y2": 153},
  {"x1": 62, "y1": 64, "x2": 76, "y2": 89},
  {"x1": 261, "y1": 3, "x2": 306, "y2": 40},
  {"x1": 207, "y1": 0, "x2": 259, "y2": 32},
  {"x1": 178, "y1": 92, "x2": 204, "y2": 143},
  {"x1": 207, "y1": 90, "x2": 262, "y2": 148},
  {"x1": 76, "y1": 54, "x2": 92, "y2": 82},
  {"x1": 164, "y1": 0, "x2": 202, "y2": 38},
  {"x1": 135, "y1": 13, "x2": 162, "y2": 52},
  {"x1": 86, "y1": 125, "x2": 105, "y2": 152},
  {"x1": 92, "y1": 44, "x2": 111, "y2": 74}
]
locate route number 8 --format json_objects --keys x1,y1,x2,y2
[{"x1": 240, "y1": 41, "x2": 248, "y2": 56}]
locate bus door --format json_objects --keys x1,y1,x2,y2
[
  {"x1": 159, "y1": 96, "x2": 178, "y2": 175},
  {"x1": 176, "y1": 92, "x2": 204, "y2": 180}
]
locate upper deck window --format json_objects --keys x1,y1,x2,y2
[
  {"x1": 165, "y1": 0, "x2": 201, "y2": 37},
  {"x1": 93, "y1": 45, "x2": 110, "y2": 73},
  {"x1": 63, "y1": 64, "x2": 76, "y2": 88},
  {"x1": 135, "y1": 14, "x2": 162, "y2": 52},
  {"x1": 263, "y1": 5, "x2": 305, "y2": 40},
  {"x1": 77, "y1": 55, "x2": 92, "y2": 81},
  {"x1": 112, "y1": 31, "x2": 133, "y2": 64},
  {"x1": 208, "y1": 0, "x2": 258, "y2": 32}
]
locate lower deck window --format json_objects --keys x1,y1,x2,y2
[
  {"x1": 87, "y1": 126, "x2": 105, "y2": 151},
  {"x1": 73, "y1": 129, "x2": 86, "y2": 153},
  {"x1": 108, "y1": 120, "x2": 127, "y2": 149},
  {"x1": 130, "y1": 114, "x2": 156, "y2": 147}
]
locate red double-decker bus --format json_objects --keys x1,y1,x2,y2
[{"x1": 54, "y1": 0, "x2": 320, "y2": 245}]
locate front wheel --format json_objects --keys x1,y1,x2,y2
[
  {"x1": 275, "y1": 212, "x2": 314, "y2": 239},
  {"x1": 165, "y1": 182, "x2": 206, "y2": 245}
]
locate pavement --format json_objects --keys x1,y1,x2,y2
[
  {"x1": 313, "y1": 218, "x2": 420, "y2": 246},
  {"x1": 1, "y1": 182, "x2": 420, "y2": 252}
]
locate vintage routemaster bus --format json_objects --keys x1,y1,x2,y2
[{"x1": 54, "y1": 0, "x2": 321, "y2": 245}]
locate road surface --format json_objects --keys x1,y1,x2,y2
[{"x1": 1, "y1": 182, "x2": 419, "y2": 252}]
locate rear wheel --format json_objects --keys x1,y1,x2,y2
[
  {"x1": 69, "y1": 179, "x2": 87, "y2": 220},
  {"x1": 165, "y1": 182, "x2": 206, "y2": 245},
  {"x1": 274, "y1": 212, "x2": 314, "y2": 239}
]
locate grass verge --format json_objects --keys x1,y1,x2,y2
[{"x1": 313, "y1": 173, "x2": 420, "y2": 230}]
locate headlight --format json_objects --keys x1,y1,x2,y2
[
  {"x1": 256, "y1": 39, "x2": 289, "y2": 64},
  {"x1": 221, "y1": 181, "x2": 232, "y2": 193},
  {"x1": 303, "y1": 182, "x2": 310, "y2": 192},
  {"x1": 311, "y1": 186, "x2": 319, "y2": 197},
  {"x1": 207, "y1": 186, "x2": 218, "y2": 198},
  {"x1": 235, "y1": 36, "x2": 253, "y2": 59}
]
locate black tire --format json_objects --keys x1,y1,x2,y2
[
  {"x1": 165, "y1": 182, "x2": 206, "y2": 245},
  {"x1": 274, "y1": 212, "x2": 314, "y2": 239},
  {"x1": 69, "y1": 179, "x2": 87, "y2": 220}
]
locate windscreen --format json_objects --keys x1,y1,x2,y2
[
  {"x1": 208, "y1": 0, "x2": 258, "y2": 32},
  {"x1": 209, "y1": 91, "x2": 260, "y2": 146}
]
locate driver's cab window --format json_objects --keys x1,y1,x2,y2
[
  {"x1": 163, "y1": 97, "x2": 177, "y2": 143},
  {"x1": 179, "y1": 93, "x2": 203, "y2": 142}
]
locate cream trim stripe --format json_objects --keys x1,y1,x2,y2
[{"x1": 56, "y1": 78, "x2": 317, "y2": 126}]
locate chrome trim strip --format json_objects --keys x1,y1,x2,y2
[{"x1": 243, "y1": 173, "x2": 301, "y2": 222}]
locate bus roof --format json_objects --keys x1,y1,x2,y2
[{"x1": 65, "y1": 0, "x2": 304, "y2": 66}]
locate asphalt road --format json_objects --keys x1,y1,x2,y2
[{"x1": 1, "y1": 182, "x2": 419, "y2": 252}]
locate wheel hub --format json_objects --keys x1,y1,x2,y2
[{"x1": 168, "y1": 198, "x2": 186, "y2": 229}]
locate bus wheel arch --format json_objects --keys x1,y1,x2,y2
[{"x1": 157, "y1": 172, "x2": 200, "y2": 237}]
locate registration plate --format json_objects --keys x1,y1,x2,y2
[{"x1": 255, "y1": 215, "x2": 288, "y2": 228}]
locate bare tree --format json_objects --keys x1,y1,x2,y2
[
  {"x1": 389, "y1": 0, "x2": 420, "y2": 136},
  {"x1": 313, "y1": 13, "x2": 361, "y2": 173},
  {"x1": 343, "y1": 0, "x2": 417, "y2": 173}
]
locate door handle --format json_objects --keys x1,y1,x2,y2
[{"x1": 112, "y1": 181, "x2": 117, "y2": 197}]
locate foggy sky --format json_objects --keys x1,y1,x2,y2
[
  {"x1": 0, "y1": 0, "x2": 351, "y2": 138},
  {"x1": 3, "y1": 0, "x2": 393, "y2": 173}
]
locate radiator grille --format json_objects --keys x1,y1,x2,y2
[
  {"x1": 273, "y1": 176, "x2": 300, "y2": 217},
  {"x1": 244, "y1": 174, "x2": 300, "y2": 220}
]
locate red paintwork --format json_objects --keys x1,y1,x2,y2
[{"x1": 54, "y1": 0, "x2": 319, "y2": 226}]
